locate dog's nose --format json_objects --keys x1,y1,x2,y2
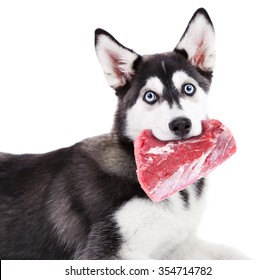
[{"x1": 169, "y1": 117, "x2": 192, "y2": 137}]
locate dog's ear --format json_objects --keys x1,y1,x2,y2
[
  {"x1": 174, "y1": 8, "x2": 215, "y2": 72},
  {"x1": 95, "y1": 29, "x2": 141, "y2": 89}
]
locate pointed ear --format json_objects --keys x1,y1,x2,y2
[
  {"x1": 95, "y1": 29, "x2": 141, "y2": 89},
  {"x1": 174, "y1": 8, "x2": 215, "y2": 72}
]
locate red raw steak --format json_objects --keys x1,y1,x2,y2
[{"x1": 134, "y1": 119, "x2": 236, "y2": 202}]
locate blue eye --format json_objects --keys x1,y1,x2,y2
[
  {"x1": 143, "y1": 91, "x2": 158, "y2": 104},
  {"x1": 183, "y1": 83, "x2": 196, "y2": 96}
]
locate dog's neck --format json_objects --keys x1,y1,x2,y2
[{"x1": 82, "y1": 131, "x2": 137, "y2": 181}]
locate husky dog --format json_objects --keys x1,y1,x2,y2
[{"x1": 0, "y1": 8, "x2": 247, "y2": 259}]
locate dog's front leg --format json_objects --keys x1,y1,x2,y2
[
  {"x1": 72, "y1": 220, "x2": 122, "y2": 260},
  {"x1": 168, "y1": 237, "x2": 250, "y2": 260}
]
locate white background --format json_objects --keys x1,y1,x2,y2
[{"x1": 0, "y1": 0, "x2": 275, "y2": 261}]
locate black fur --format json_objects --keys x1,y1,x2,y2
[
  {"x1": 75, "y1": 218, "x2": 123, "y2": 259},
  {"x1": 179, "y1": 189, "x2": 190, "y2": 207},
  {"x1": 194, "y1": 178, "x2": 205, "y2": 197},
  {"x1": 0, "y1": 138, "x2": 145, "y2": 259},
  {"x1": 124, "y1": 53, "x2": 211, "y2": 106}
]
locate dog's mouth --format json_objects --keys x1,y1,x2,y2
[
  {"x1": 151, "y1": 122, "x2": 202, "y2": 141},
  {"x1": 151, "y1": 125, "x2": 203, "y2": 142}
]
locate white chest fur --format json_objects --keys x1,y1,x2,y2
[{"x1": 115, "y1": 187, "x2": 205, "y2": 259}]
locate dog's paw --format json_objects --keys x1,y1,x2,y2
[{"x1": 167, "y1": 238, "x2": 250, "y2": 260}]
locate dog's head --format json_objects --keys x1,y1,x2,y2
[{"x1": 95, "y1": 8, "x2": 215, "y2": 142}]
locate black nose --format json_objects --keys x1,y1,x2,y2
[{"x1": 169, "y1": 117, "x2": 192, "y2": 137}]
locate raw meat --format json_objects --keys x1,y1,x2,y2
[{"x1": 134, "y1": 119, "x2": 236, "y2": 202}]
